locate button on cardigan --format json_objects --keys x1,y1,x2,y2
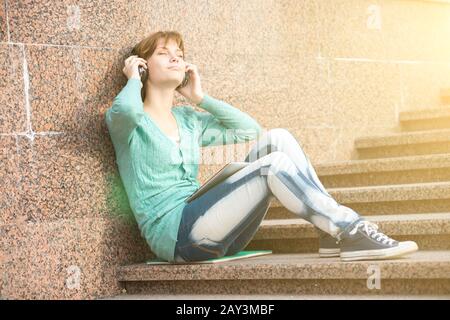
[{"x1": 105, "y1": 78, "x2": 262, "y2": 262}]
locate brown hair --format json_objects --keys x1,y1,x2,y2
[{"x1": 131, "y1": 30, "x2": 185, "y2": 101}]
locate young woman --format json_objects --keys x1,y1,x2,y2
[{"x1": 105, "y1": 31, "x2": 418, "y2": 263}]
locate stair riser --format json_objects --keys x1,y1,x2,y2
[
  {"x1": 357, "y1": 142, "x2": 450, "y2": 159},
  {"x1": 246, "y1": 234, "x2": 450, "y2": 254},
  {"x1": 400, "y1": 118, "x2": 450, "y2": 132},
  {"x1": 319, "y1": 168, "x2": 450, "y2": 188},
  {"x1": 267, "y1": 199, "x2": 450, "y2": 219},
  {"x1": 442, "y1": 93, "x2": 450, "y2": 104},
  {"x1": 123, "y1": 279, "x2": 450, "y2": 296}
]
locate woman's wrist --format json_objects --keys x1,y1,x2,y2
[
  {"x1": 128, "y1": 77, "x2": 143, "y2": 87},
  {"x1": 193, "y1": 92, "x2": 205, "y2": 105}
]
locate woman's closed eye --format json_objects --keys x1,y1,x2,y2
[{"x1": 159, "y1": 52, "x2": 184, "y2": 58}]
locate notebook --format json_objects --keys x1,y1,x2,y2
[
  {"x1": 146, "y1": 250, "x2": 273, "y2": 265},
  {"x1": 186, "y1": 161, "x2": 250, "y2": 203}
]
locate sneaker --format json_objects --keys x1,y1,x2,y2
[
  {"x1": 316, "y1": 227, "x2": 340, "y2": 258},
  {"x1": 338, "y1": 219, "x2": 418, "y2": 261}
]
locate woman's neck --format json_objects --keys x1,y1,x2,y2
[{"x1": 143, "y1": 83, "x2": 175, "y2": 118}]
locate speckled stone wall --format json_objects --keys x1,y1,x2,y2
[{"x1": 1, "y1": 0, "x2": 450, "y2": 299}]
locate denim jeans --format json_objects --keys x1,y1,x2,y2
[{"x1": 174, "y1": 128, "x2": 361, "y2": 263}]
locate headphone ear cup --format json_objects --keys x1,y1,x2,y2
[{"x1": 137, "y1": 66, "x2": 147, "y2": 84}]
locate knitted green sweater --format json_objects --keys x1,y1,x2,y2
[{"x1": 105, "y1": 78, "x2": 262, "y2": 262}]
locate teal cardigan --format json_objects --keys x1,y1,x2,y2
[{"x1": 105, "y1": 78, "x2": 262, "y2": 262}]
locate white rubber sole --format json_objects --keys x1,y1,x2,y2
[
  {"x1": 318, "y1": 248, "x2": 340, "y2": 258},
  {"x1": 340, "y1": 241, "x2": 419, "y2": 262}
]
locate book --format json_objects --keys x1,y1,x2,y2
[
  {"x1": 186, "y1": 161, "x2": 250, "y2": 203},
  {"x1": 146, "y1": 250, "x2": 273, "y2": 265}
]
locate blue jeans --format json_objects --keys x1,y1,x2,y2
[{"x1": 174, "y1": 128, "x2": 361, "y2": 263}]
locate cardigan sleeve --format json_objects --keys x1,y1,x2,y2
[
  {"x1": 192, "y1": 94, "x2": 262, "y2": 147},
  {"x1": 105, "y1": 78, "x2": 146, "y2": 144}
]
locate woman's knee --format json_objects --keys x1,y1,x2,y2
[
  {"x1": 260, "y1": 128, "x2": 300, "y2": 150},
  {"x1": 265, "y1": 128, "x2": 296, "y2": 142},
  {"x1": 259, "y1": 151, "x2": 297, "y2": 176},
  {"x1": 264, "y1": 150, "x2": 292, "y2": 163},
  {"x1": 246, "y1": 128, "x2": 299, "y2": 162}
]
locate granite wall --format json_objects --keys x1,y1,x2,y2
[{"x1": 1, "y1": 0, "x2": 450, "y2": 299}]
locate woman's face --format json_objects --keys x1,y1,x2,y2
[{"x1": 146, "y1": 38, "x2": 186, "y2": 88}]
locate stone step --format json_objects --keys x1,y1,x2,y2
[
  {"x1": 117, "y1": 251, "x2": 450, "y2": 296},
  {"x1": 315, "y1": 153, "x2": 450, "y2": 188},
  {"x1": 354, "y1": 128, "x2": 450, "y2": 159},
  {"x1": 441, "y1": 88, "x2": 450, "y2": 104},
  {"x1": 250, "y1": 213, "x2": 450, "y2": 253},
  {"x1": 399, "y1": 107, "x2": 450, "y2": 131},
  {"x1": 101, "y1": 293, "x2": 450, "y2": 300},
  {"x1": 266, "y1": 181, "x2": 450, "y2": 218}
]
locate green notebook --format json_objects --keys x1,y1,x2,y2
[{"x1": 146, "y1": 250, "x2": 273, "y2": 265}]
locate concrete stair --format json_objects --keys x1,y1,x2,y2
[
  {"x1": 441, "y1": 88, "x2": 450, "y2": 104},
  {"x1": 246, "y1": 213, "x2": 450, "y2": 253},
  {"x1": 355, "y1": 128, "x2": 450, "y2": 159},
  {"x1": 102, "y1": 293, "x2": 450, "y2": 300},
  {"x1": 315, "y1": 153, "x2": 450, "y2": 188},
  {"x1": 400, "y1": 106, "x2": 450, "y2": 131},
  {"x1": 266, "y1": 181, "x2": 450, "y2": 219},
  {"x1": 116, "y1": 251, "x2": 450, "y2": 296},
  {"x1": 114, "y1": 92, "x2": 450, "y2": 299}
]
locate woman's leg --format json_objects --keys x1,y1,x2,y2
[
  {"x1": 175, "y1": 159, "x2": 274, "y2": 262},
  {"x1": 224, "y1": 195, "x2": 273, "y2": 256},
  {"x1": 231, "y1": 128, "x2": 357, "y2": 242},
  {"x1": 226, "y1": 128, "x2": 337, "y2": 255},
  {"x1": 228, "y1": 128, "x2": 417, "y2": 262},
  {"x1": 174, "y1": 149, "x2": 362, "y2": 262},
  {"x1": 244, "y1": 128, "x2": 332, "y2": 198}
]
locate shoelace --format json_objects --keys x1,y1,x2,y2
[{"x1": 349, "y1": 220, "x2": 395, "y2": 245}]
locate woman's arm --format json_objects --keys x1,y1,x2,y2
[
  {"x1": 105, "y1": 78, "x2": 146, "y2": 144},
  {"x1": 192, "y1": 94, "x2": 263, "y2": 147}
]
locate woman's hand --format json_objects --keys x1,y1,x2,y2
[
  {"x1": 123, "y1": 55, "x2": 147, "y2": 81},
  {"x1": 176, "y1": 62, "x2": 204, "y2": 105}
]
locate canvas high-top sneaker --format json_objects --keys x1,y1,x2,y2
[
  {"x1": 315, "y1": 227, "x2": 340, "y2": 258},
  {"x1": 338, "y1": 219, "x2": 418, "y2": 261}
]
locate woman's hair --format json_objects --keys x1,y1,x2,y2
[{"x1": 131, "y1": 30, "x2": 185, "y2": 101}]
